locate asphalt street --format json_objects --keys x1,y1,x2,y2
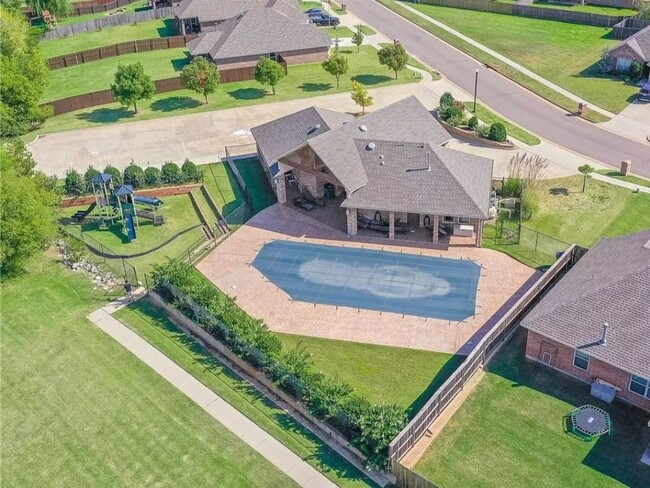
[{"x1": 346, "y1": 0, "x2": 650, "y2": 177}]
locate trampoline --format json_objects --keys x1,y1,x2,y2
[
  {"x1": 251, "y1": 240, "x2": 481, "y2": 321},
  {"x1": 570, "y1": 405, "x2": 612, "y2": 441}
]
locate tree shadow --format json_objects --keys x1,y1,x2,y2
[
  {"x1": 227, "y1": 88, "x2": 266, "y2": 100},
  {"x1": 299, "y1": 82, "x2": 332, "y2": 92},
  {"x1": 549, "y1": 187, "x2": 569, "y2": 195},
  {"x1": 135, "y1": 5, "x2": 153, "y2": 13},
  {"x1": 351, "y1": 74, "x2": 391, "y2": 85},
  {"x1": 150, "y1": 96, "x2": 201, "y2": 112},
  {"x1": 76, "y1": 107, "x2": 134, "y2": 124}
]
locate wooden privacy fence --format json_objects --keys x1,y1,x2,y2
[
  {"x1": 392, "y1": 460, "x2": 439, "y2": 488},
  {"x1": 47, "y1": 35, "x2": 196, "y2": 69},
  {"x1": 612, "y1": 17, "x2": 650, "y2": 39},
  {"x1": 41, "y1": 7, "x2": 174, "y2": 40},
  {"x1": 388, "y1": 245, "x2": 579, "y2": 463},
  {"x1": 416, "y1": 0, "x2": 630, "y2": 27},
  {"x1": 61, "y1": 0, "x2": 141, "y2": 18}
]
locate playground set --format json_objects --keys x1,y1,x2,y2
[{"x1": 71, "y1": 173, "x2": 165, "y2": 243}]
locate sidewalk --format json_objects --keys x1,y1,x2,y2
[{"x1": 88, "y1": 296, "x2": 337, "y2": 488}]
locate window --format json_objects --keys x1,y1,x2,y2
[
  {"x1": 616, "y1": 57, "x2": 632, "y2": 72},
  {"x1": 629, "y1": 375, "x2": 650, "y2": 399},
  {"x1": 573, "y1": 350, "x2": 590, "y2": 371},
  {"x1": 459, "y1": 217, "x2": 470, "y2": 224},
  {"x1": 443, "y1": 216, "x2": 455, "y2": 223},
  {"x1": 269, "y1": 52, "x2": 279, "y2": 62}
]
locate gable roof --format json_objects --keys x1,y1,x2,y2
[
  {"x1": 175, "y1": 0, "x2": 303, "y2": 23},
  {"x1": 187, "y1": 7, "x2": 330, "y2": 61},
  {"x1": 521, "y1": 230, "x2": 650, "y2": 378},
  {"x1": 611, "y1": 25, "x2": 650, "y2": 62}
]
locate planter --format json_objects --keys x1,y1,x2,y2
[{"x1": 435, "y1": 112, "x2": 517, "y2": 149}]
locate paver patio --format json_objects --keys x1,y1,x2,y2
[{"x1": 197, "y1": 204, "x2": 535, "y2": 354}]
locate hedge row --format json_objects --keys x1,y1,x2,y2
[
  {"x1": 63, "y1": 159, "x2": 202, "y2": 196},
  {"x1": 152, "y1": 259, "x2": 407, "y2": 470}
]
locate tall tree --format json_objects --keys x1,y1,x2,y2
[
  {"x1": 377, "y1": 43, "x2": 408, "y2": 79},
  {"x1": 180, "y1": 56, "x2": 220, "y2": 104},
  {"x1": 351, "y1": 25, "x2": 364, "y2": 53},
  {"x1": 0, "y1": 7, "x2": 52, "y2": 137},
  {"x1": 254, "y1": 56, "x2": 285, "y2": 95},
  {"x1": 26, "y1": 0, "x2": 71, "y2": 16},
  {"x1": 0, "y1": 139, "x2": 59, "y2": 276},
  {"x1": 321, "y1": 53, "x2": 348, "y2": 88},
  {"x1": 578, "y1": 164, "x2": 595, "y2": 192},
  {"x1": 350, "y1": 81, "x2": 373, "y2": 115},
  {"x1": 110, "y1": 62, "x2": 155, "y2": 114}
]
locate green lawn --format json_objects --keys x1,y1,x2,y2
[
  {"x1": 378, "y1": 42, "x2": 441, "y2": 80},
  {"x1": 41, "y1": 18, "x2": 176, "y2": 58},
  {"x1": 322, "y1": 25, "x2": 356, "y2": 38},
  {"x1": 232, "y1": 157, "x2": 277, "y2": 214},
  {"x1": 406, "y1": 2, "x2": 638, "y2": 113},
  {"x1": 596, "y1": 170, "x2": 650, "y2": 188},
  {"x1": 464, "y1": 101, "x2": 541, "y2": 145},
  {"x1": 42, "y1": 48, "x2": 189, "y2": 102},
  {"x1": 414, "y1": 330, "x2": 650, "y2": 488},
  {"x1": 33, "y1": 46, "x2": 418, "y2": 135},
  {"x1": 55, "y1": 0, "x2": 154, "y2": 26},
  {"x1": 201, "y1": 162, "x2": 246, "y2": 218},
  {"x1": 114, "y1": 299, "x2": 378, "y2": 488},
  {"x1": 277, "y1": 334, "x2": 463, "y2": 416},
  {"x1": 299, "y1": 1, "x2": 324, "y2": 12},
  {"x1": 1, "y1": 256, "x2": 300, "y2": 488},
  {"x1": 527, "y1": 0, "x2": 638, "y2": 16}
]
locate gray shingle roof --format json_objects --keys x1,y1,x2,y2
[
  {"x1": 175, "y1": 0, "x2": 303, "y2": 23},
  {"x1": 187, "y1": 7, "x2": 330, "y2": 61},
  {"x1": 340, "y1": 140, "x2": 492, "y2": 218},
  {"x1": 612, "y1": 25, "x2": 650, "y2": 62},
  {"x1": 521, "y1": 230, "x2": 650, "y2": 378}
]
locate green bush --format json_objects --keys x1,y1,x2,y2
[
  {"x1": 439, "y1": 105, "x2": 463, "y2": 122},
  {"x1": 521, "y1": 187, "x2": 540, "y2": 221},
  {"x1": 103, "y1": 165, "x2": 122, "y2": 185},
  {"x1": 161, "y1": 161, "x2": 181, "y2": 185},
  {"x1": 123, "y1": 164, "x2": 145, "y2": 189},
  {"x1": 83, "y1": 166, "x2": 99, "y2": 193},
  {"x1": 488, "y1": 122, "x2": 507, "y2": 142},
  {"x1": 439, "y1": 91, "x2": 454, "y2": 108},
  {"x1": 144, "y1": 167, "x2": 161, "y2": 187},
  {"x1": 446, "y1": 114, "x2": 464, "y2": 127},
  {"x1": 629, "y1": 61, "x2": 643, "y2": 80},
  {"x1": 468, "y1": 116, "x2": 479, "y2": 130},
  {"x1": 181, "y1": 158, "x2": 201, "y2": 183},
  {"x1": 476, "y1": 123, "x2": 490, "y2": 138},
  {"x1": 502, "y1": 177, "x2": 523, "y2": 198},
  {"x1": 64, "y1": 169, "x2": 84, "y2": 196}
]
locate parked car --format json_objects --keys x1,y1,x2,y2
[
  {"x1": 305, "y1": 8, "x2": 325, "y2": 16},
  {"x1": 310, "y1": 14, "x2": 340, "y2": 26},
  {"x1": 637, "y1": 83, "x2": 650, "y2": 102}
]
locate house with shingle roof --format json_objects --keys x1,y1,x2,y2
[
  {"x1": 521, "y1": 229, "x2": 650, "y2": 412},
  {"x1": 608, "y1": 25, "x2": 650, "y2": 81},
  {"x1": 251, "y1": 96, "x2": 494, "y2": 246}
]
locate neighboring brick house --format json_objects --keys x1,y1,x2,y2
[
  {"x1": 521, "y1": 230, "x2": 650, "y2": 412},
  {"x1": 608, "y1": 25, "x2": 650, "y2": 80},
  {"x1": 251, "y1": 96, "x2": 494, "y2": 246}
]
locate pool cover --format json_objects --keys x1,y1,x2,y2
[{"x1": 252, "y1": 240, "x2": 481, "y2": 321}]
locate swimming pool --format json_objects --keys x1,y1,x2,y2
[{"x1": 251, "y1": 240, "x2": 481, "y2": 321}]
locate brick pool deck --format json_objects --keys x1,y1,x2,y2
[{"x1": 197, "y1": 204, "x2": 535, "y2": 354}]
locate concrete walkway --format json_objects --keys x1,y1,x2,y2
[
  {"x1": 399, "y1": 2, "x2": 616, "y2": 119},
  {"x1": 87, "y1": 299, "x2": 337, "y2": 488}
]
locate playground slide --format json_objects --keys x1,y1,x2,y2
[
  {"x1": 133, "y1": 194, "x2": 163, "y2": 207},
  {"x1": 124, "y1": 212, "x2": 136, "y2": 242},
  {"x1": 71, "y1": 202, "x2": 97, "y2": 222}
]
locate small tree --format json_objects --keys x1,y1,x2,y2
[
  {"x1": 161, "y1": 161, "x2": 181, "y2": 184},
  {"x1": 103, "y1": 165, "x2": 122, "y2": 185},
  {"x1": 123, "y1": 164, "x2": 145, "y2": 188},
  {"x1": 181, "y1": 158, "x2": 201, "y2": 182},
  {"x1": 578, "y1": 164, "x2": 595, "y2": 192},
  {"x1": 468, "y1": 116, "x2": 479, "y2": 130},
  {"x1": 321, "y1": 53, "x2": 349, "y2": 88},
  {"x1": 377, "y1": 43, "x2": 408, "y2": 79},
  {"x1": 350, "y1": 81, "x2": 373, "y2": 115},
  {"x1": 83, "y1": 166, "x2": 100, "y2": 192},
  {"x1": 254, "y1": 56, "x2": 285, "y2": 95},
  {"x1": 597, "y1": 47, "x2": 611, "y2": 75},
  {"x1": 64, "y1": 168, "x2": 84, "y2": 196},
  {"x1": 488, "y1": 122, "x2": 507, "y2": 142},
  {"x1": 629, "y1": 61, "x2": 643, "y2": 80},
  {"x1": 110, "y1": 62, "x2": 155, "y2": 114},
  {"x1": 439, "y1": 91, "x2": 455, "y2": 108},
  {"x1": 351, "y1": 25, "x2": 364, "y2": 53},
  {"x1": 180, "y1": 56, "x2": 220, "y2": 104},
  {"x1": 144, "y1": 167, "x2": 162, "y2": 187}
]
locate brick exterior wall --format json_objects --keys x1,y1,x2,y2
[
  {"x1": 525, "y1": 330, "x2": 650, "y2": 412},
  {"x1": 608, "y1": 44, "x2": 646, "y2": 71},
  {"x1": 215, "y1": 47, "x2": 328, "y2": 71}
]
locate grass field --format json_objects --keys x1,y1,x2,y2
[
  {"x1": 42, "y1": 48, "x2": 189, "y2": 102},
  {"x1": 114, "y1": 299, "x2": 378, "y2": 488},
  {"x1": 1, "y1": 256, "x2": 299, "y2": 488},
  {"x1": 406, "y1": 2, "x2": 638, "y2": 113},
  {"x1": 34, "y1": 46, "x2": 418, "y2": 135},
  {"x1": 55, "y1": 0, "x2": 153, "y2": 26},
  {"x1": 596, "y1": 170, "x2": 650, "y2": 188},
  {"x1": 414, "y1": 330, "x2": 650, "y2": 488},
  {"x1": 232, "y1": 157, "x2": 277, "y2": 214},
  {"x1": 322, "y1": 25, "x2": 356, "y2": 38},
  {"x1": 525, "y1": 0, "x2": 638, "y2": 16},
  {"x1": 378, "y1": 42, "x2": 441, "y2": 80},
  {"x1": 464, "y1": 101, "x2": 541, "y2": 146},
  {"x1": 41, "y1": 18, "x2": 176, "y2": 58},
  {"x1": 202, "y1": 162, "x2": 246, "y2": 217},
  {"x1": 277, "y1": 334, "x2": 463, "y2": 416}
]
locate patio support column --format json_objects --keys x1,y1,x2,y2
[
  {"x1": 346, "y1": 208, "x2": 358, "y2": 236},
  {"x1": 389, "y1": 211, "x2": 395, "y2": 240},
  {"x1": 476, "y1": 219, "x2": 484, "y2": 247},
  {"x1": 275, "y1": 173, "x2": 287, "y2": 204},
  {"x1": 419, "y1": 214, "x2": 425, "y2": 228},
  {"x1": 432, "y1": 215, "x2": 439, "y2": 243}
]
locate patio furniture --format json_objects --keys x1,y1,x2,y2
[
  {"x1": 302, "y1": 187, "x2": 325, "y2": 207},
  {"x1": 569, "y1": 405, "x2": 612, "y2": 441},
  {"x1": 357, "y1": 214, "x2": 372, "y2": 229},
  {"x1": 285, "y1": 172, "x2": 298, "y2": 188},
  {"x1": 292, "y1": 196, "x2": 314, "y2": 211},
  {"x1": 454, "y1": 224, "x2": 474, "y2": 237}
]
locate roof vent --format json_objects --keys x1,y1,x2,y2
[
  {"x1": 366, "y1": 142, "x2": 376, "y2": 151},
  {"x1": 306, "y1": 123, "x2": 321, "y2": 135},
  {"x1": 601, "y1": 322, "x2": 609, "y2": 345},
  {"x1": 644, "y1": 239, "x2": 650, "y2": 250},
  {"x1": 379, "y1": 155, "x2": 385, "y2": 165},
  {"x1": 359, "y1": 125, "x2": 368, "y2": 132}
]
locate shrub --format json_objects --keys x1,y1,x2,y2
[
  {"x1": 83, "y1": 166, "x2": 99, "y2": 193},
  {"x1": 123, "y1": 164, "x2": 145, "y2": 188},
  {"x1": 64, "y1": 169, "x2": 84, "y2": 196},
  {"x1": 521, "y1": 187, "x2": 540, "y2": 221},
  {"x1": 476, "y1": 123, "x2": 490, "y2": 138},
  {"x1": 446, "y1": 114, "x2": 464, "y2": 127},
  {"x1": 103, "y1": 165, "x2": 122, "y2": 185},
  {"x1": 161, "y1": 161, "x2": 181, "y2": 185},
  {"x1": 629, "y1": 61, "x2": 643, "y2": 80},
  {"x1": 468, "y1": 115, "x2": 480, "y2": 130},
  {"x1": 181, "y1": 158, "x2": 201, "y2": 183},
  {"x1": 488, "y1": 122, "x2": 507, "y2": 142},
  {"x1": 440, "y1": 105, "x2": 463, "y2": 122},
  {"x1": 453, "y1": 100, "x2": 466, "y2": 111},
  {"x1": 439, "y1": 91, "x2": 454, "y2": 108},
  {"x1": 65, "y1": 236, "x2": 86, "y2": 263},
  {"x1": 502, "y1": 177, "x2": 523, "y2": 198},
  {"x1": 144, "y1": 167, "x2": 161, "y2": 187}
]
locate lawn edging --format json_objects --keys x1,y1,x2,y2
[{"x1": 435, "y1": 113, "x2": 517, "y2": 149}]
